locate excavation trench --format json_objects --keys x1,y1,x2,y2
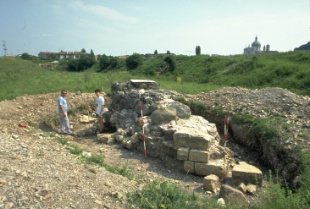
[
  {"x1": 188, "y1": 102, "x2": 302, "y2": 187},
  {"x1": 104, "y1": 80, "x2": 303, "y2": 188}
]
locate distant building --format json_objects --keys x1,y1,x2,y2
[
  {"x1": 243, "y1": 36, "x2": 276, "y2": 54},
  {"x1": 38, "y1": 51, "x2": 89, "y2": 60}
]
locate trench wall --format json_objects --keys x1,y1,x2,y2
[{"x1": 185, "y1": 101, "x2": 301, "y2": 185}]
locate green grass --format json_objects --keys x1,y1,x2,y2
[
  {"x1": 64, "y1": 142, "x2": 135, "y2": 179},
  {"x1": 127, "y1": 180, "x2": 240, "y2": 209},
  {"x1": 253, "y1": 170, "x2": 309, "y2": 209},
  {"x1": 55, "y1": 137, "x2": 68, "y2": 145},
  {"x1": 2, "y1": 51, "x2": 310, "y2": 101}
]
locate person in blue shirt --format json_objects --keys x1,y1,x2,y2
[{"x1": 57, "y1": 90, "x2": 73, "y2": 135}]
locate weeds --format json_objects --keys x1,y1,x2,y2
[
  {"x1": 69, "y1": 145, "x2": 83, "y2": 155},
  {"x1": 55, "y1": 137, "x2": 68, "y2": 145},
  {"x1": 64, "y1": 142, "x2": 135, "y2": 180},
  {"x1": 250, "y1": 118, "x2": 279, "y2": 141},
  {"x1": 26, "y1": 120, "x2": 36, "y2": 127},
  {"x1": 44, "y1": 114, "x2": 60, "y2": 129},
  {"x1": 126, "y1": 180, "x2": 240, "y2": 209},
  {"x1": 257, "y1": 170, "x2": 308, "y2": 209},
  {"x1": 81, "y1": 154, "x2": 105, "y2": 166},
  {"x1": 42, "y1": 132, "x2": 56, "y2": 138}
]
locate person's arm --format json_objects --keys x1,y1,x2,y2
[
  {"x1": 59, "y1": 104, "x2": 66, "y2": 117},
  {"x1": 100, "y1": 97, "x2": 105, "y2": 114},
  {"x1": 101, "y1": 103, "x2": 105, "y2": 113}
]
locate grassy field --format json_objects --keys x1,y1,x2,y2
[{"x1": 1, "y1": 51, "x2": 310, "y2": 101}]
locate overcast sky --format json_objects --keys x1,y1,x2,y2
[{"x1": 0, "y1": 0, "x2": 309, "y2": 56}]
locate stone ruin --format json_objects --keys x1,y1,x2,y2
[{"x1": 96, "y1": 79, "x2": 263, "y2": 205}]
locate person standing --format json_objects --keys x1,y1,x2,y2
[
  {"x1": 95, "y1": 89, "x2": 105, "y2": 133},
  {"x1": 57, "y1": 90, "x2": 73, "y2": 135}
]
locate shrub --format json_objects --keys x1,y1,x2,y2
[{"x1": 126, "y1": 53, "x2": 143, "y2": 70}]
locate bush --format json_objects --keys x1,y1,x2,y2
[
  {"x1": 126, "y1": 53, "x2": 143, "y2": 70},
  {"x1": 67, "y1": 56, "x2": 95, "y2": 72}
]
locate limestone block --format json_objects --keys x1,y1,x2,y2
[
  {"x1": 219, "y1": 184, "x2": 248, "y2": 206},
  {"x1": 203, "y1": 174, "x2": 220, "y2": 193},
  {"x1": 232, "y1": 162, "x2": 263, "y2": 186},
  {"x1": 217, "y1": 198, "x2": 225, "y2": 207},
  {"x1": 184, "y1": 161, "x2": 195, "y2": 174},
  {"x1": 97, "y1": 134, "x2": 114, "y2": 144},
  {"x1": 246, "y1": 184, "x2": 257, "y2": 195},
  {"x1": 115, "y1": 135, "x2": 124, "y2": 142},
  {"x1": 151, "y1": 107, "x2": 176, "y2": 125},
  {"x1": 166, "y1": 101, "x2": 191, "y2": 118},
  {"x1": 237, "y1": 183, "x2": 247, "y2": 194},
  {"x1": 79, "y1": 115, "x2": 96, "y2": 123},
  {"x1": 173, "y1": 132, "x2": 214, "y2": 150},
  {"x1": 177, "y1": 147, "x2": 189, "y2": 160},
  {"x1": 189, "y1": 149, "x2": 209, "y2": 163},
  {"x1": 125, "y1": 139, "x2": 133, "y2": 149},
  {"x1": 195, "y1": 161, "x2": 225, "y2": 178},
  {"x1": 130, "y1": 133, "x2": 139, "y2": 144}
]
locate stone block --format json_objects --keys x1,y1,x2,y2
[
  {"x1": 246, "y1": 184, "x2": 257, "y2": 195},
  {"x1": 177, "y1": 147, "x2": 189, "y2": 161},
  {"x1": 189, "y1": 149, "x2": 209, "y2": 163},
  {"x1": 97, "y1": 134, "x2": 114, "y2": 144},
  {"x1": 203, "y1": 174, "x2": 220, "y2": 193},
  {"x1": 173, "y1": 132, "x2": 214, "y2": 150},
  {"x1": 232, "y1": 162, "x2": 263, "y2": 186},
  {"x1": 219, "y1": 184, "x2": 248, "y2": 206},
  {"x1": 237, "y1": 183, "x2": 247, "y2": 194},
  {"x1": 184, "y1": 161, "x2": 195, "y2": 174},
  {"x1": 195, "y1": 161, "x2": 225, "y2": 178}
]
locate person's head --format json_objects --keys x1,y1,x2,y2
[
  {"x1": 61, "y1": 90, "x2": 67, "y2": 97},
  {"x1": 95, "y1": 89, "x2": 101, "y2": 96}
]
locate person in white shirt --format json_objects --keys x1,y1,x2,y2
[{"x1": 95, "y1": 89, "x2": 105, "y2": 133}]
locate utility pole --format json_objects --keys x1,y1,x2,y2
[{"x1": 2, "y1": 41, "x2": 7, "y2": 56}]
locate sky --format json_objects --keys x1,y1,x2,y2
[{"x1": 0, "y1": 0, "x2": 309, "y2": 56}]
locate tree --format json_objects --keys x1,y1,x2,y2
[
  {"x1": 90, "y1": 49, "x2": 95, "y2": 61},
  {"x1": 67, "y1": 56, "x2": 95, "y2": 72},
  {"x1": 164, "y1": 55, "x2": 176, "y2": 72},
  {"x1": 109, "y1": 56, "x2": 118, "y2": 68},
  {"x1": 99, "y1": 55, "x2": 110, "y2": 71},
  {"x1": 154, "y1": 50, "x2": 158, "y2": 55},
  {"x1": 195, "y1": 46, "x2": 201, "y2": 55},
  {"x1": 81, "y1": 48, "x2": 86, "y2": 53},
  {"x1": 21, "y1": 53, "x2": 32, "y2": 60},
  {"x1": 126, "y1": 53, "x2": 143, "y2": 70}
]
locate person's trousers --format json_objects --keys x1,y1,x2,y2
[{"x1": 59, "y1": 114, "x2": 72, "y2": 134}]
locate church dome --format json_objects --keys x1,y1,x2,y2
[{"x1": 251, "y1": 36, "x2": 261, "y2": 47}]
